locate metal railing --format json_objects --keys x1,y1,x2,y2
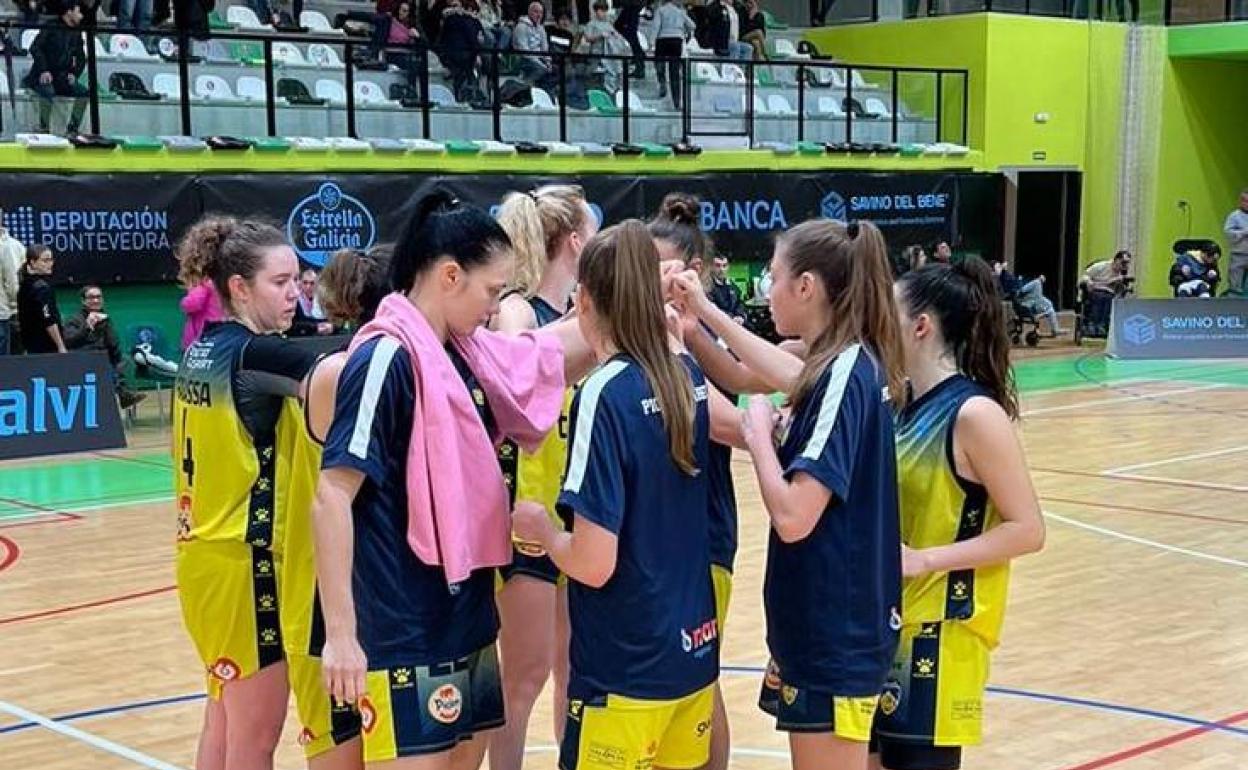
[{"x1": 0, "y1": 19, "x2": 969, "y2": 147}]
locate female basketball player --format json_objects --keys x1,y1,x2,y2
[
  {"x1": 648, "y1": 194, "x2": 737, "y2": 770},
  {"x1": 173, "y1": 218, "x2": 321, "y2": 770},
  {"x1": 279, "y1": 246, "x2": 393, "y2": 770},
  {"x1": 311, "y1": 192, "x2": 589, "y2": 770},
  {"x1": 490, "y1": 185, "x2": 597, "y2": 770},
  {"x1": 511, "y1": 219, "x2": 742, "y2": 770},
  {"x1": 673, "y1": 219, "x2": 906, "y2": 770},
  {"x1": 871, "y1": 259, "x2": 1045, "y2": 770}
]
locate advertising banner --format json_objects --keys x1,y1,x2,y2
[
  {"x1": 1107, "y1": 298, "x2": 1248, "y2": 359},
  {"x1": 0, "y1": 351, "x2": 127, "y2": 461}
]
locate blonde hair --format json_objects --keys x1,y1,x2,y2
[
  {"x1": 579, "y1": 220, "x2": 698, "y2": 476},
  {"x1": 496, "y1": 184, "x2": 589, "y2": 296}
]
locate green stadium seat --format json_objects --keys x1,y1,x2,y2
[
  {"x1": 250, "y1": 136, "x2": 293, "y2": 152},
  {"x1": 588, "y1": 89, "x2": 621, "y2": 116},
  {"x1": 230, "y1": 42, "x2": 265, "y2": 67},
  {"x1": 209, "y1": 10, "x2": 234, "y2": 29},
  {"x1": 797, "y1": 140, "x2": 824, "y2": 156},
  {"x1": 118, "y1": 135, "x2": 164, "y2": 151},
  {"x1": 445, "y1": 140, "x2": 481, "y2": 155},
  {"x1": 762, "y1": 10, "x2": 788, "y2": 29},
  {"x1": 641, "y1": 142, "x2": 673, "y2": 157}
]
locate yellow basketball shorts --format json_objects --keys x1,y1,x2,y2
[
  {"x1": 358, "y1": 644, "x2": 504, "y2": 762},
  {"x1": 560, "y1": 684, "x2": 716, "y2": 770},
  {"x1": 175, "y1": 540, "x2": 283, "y2": 700},
  {"x1": 873, "y1": 621, "x2": 991, "y2": 748},
  {"x1": 288, "y1": 653, "x2": 362, "y2": 760},
  {"x1": 711, "y1": 564, "x2": 733, "y2": 636},
  {"x1": 758, "y1": 659, "x2": 880, "y2": 741}
]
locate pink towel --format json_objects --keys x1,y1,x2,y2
[
  {"x1": 350, "y1": 293, "x2": 566, "y2": 584},
  {"x1": 180, "y1": 281, "x2": 226, "y2": 349}
]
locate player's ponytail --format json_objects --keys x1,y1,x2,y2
[
  {"x1": 175, "y1": 215, "x2": 286, "y2": 313},
  {"x1": 320, "y1": 245, "x2": 393, "y2": 327},
  {"x1": 647, "y1": 191, "x2": 709, "y2": 266},
  {"x1": 390, "y1": 190, "x2": 511, "y2": 294},
  {"x1": 579, "y1": 219, "x2": 699, "y2": 476},
  {"x1": 496, "y1": 185, "x2": 590, "y2": 296},
  {"x1": 897, "y1": 258, "x2": 1019, "y2": 419}
]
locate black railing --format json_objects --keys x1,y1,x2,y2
[{"x1": 0, "y1": 19, "x2": 969, "y2": 148}]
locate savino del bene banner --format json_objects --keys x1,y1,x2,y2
[{"x1": 0, "y1": 172, "x2": 1001, "y2": 284}]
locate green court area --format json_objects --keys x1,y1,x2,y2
[{"x1": 3, "y1": 354, "x2": 1247, "y2": 522}]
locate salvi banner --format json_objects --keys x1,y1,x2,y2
[{"x1": 1107, "y1": 298, "x2": 1248, "y2": 359}]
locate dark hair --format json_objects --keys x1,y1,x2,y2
[
  {"x1": 897, "y1": 258, "x2": 1019, "y2": 420},
  {"x1": 1113, "y1": 249, "x2": 1131, "y2": 261},
  {"x1": 319, "y1": 245, "x2": 393, "y2": 326},
  {"x1": 390, "y1": 191, "x2": 512, "y2": 293},
  {"x1": 25, "y1": 243, "x2": 50, "y2": 265},
  {"x1": 80, "y1": 284, "x2": 102, "y2": 300},
  {"x1": 593, "y1": 1, "x2": 607, "y2": 9},
  {"x1": 579, "y1": 220, "x2": 699, "y2": 475},
  {"x1": 648, "y1": 192, "x2": 708, "y2": 264},
  {"x1": 175, "y1": 217, "x2": 288, "y2": 312},
  {"x1": 781, "y1": 219, "x2": 906, "y2": 411}
]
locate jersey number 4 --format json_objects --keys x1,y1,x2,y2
[{"x1": 181, "y1": 412, "x2": 196, "y2": 487}]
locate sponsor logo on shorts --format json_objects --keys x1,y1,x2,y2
[
  {"x1": 586, "y1": 742, "x2": 626, "y2": 770},
  {"x1": 781, "y1": 685, "x2": 798, "y2": 706},
  {"x1": 880, "y1": 680, "x2": 902, "y2": 716},
  {"x1": 514, "y1": 540, "x2": 547, "y2": 557},
  {"x1": 176, "y1": 495, "x2": 193, "y2": 542},
  {"x1": 391, "y1": 668, "x2": 413, "y2": 688},
  {"x1": 889, "y1": 606, "x2": 902, "y2": 632},
  {"x1": 297, "y1": 727, "x2": 317, "y2": 746},
  {"x1": 359, "y1": 698, "x2": 377, "y2": 734},
  {"x1": 913, "y1": 657, "x2": 936, "y2": 678},
  {"x1": 680, "y1": 618, "x2": 718, "y2": 658},
  {"x1": 428, "y1": 684, "x2": 463, "y2": 724},
  {"x1": 763, "y1": 659, "x2": 782, "y2": 690},
  {"x1": 209, "y1": 658, "x2": 240, "y2": 682},
  {"x1": 568, "y1": 700, "x2": 583, "y2": 722},
  {"x1": 695, "y1": 719, "x2": 711, "y2": 738}
]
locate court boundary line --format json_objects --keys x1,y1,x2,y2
[
  {"x1": 1021, "y1": 383, "x2": 1227, "y2": 417},
  {"x1": 1103, "y1": 472, "x2": 1248, "y2": 494},
  {"x1": 0, "y1": 536, "x2": 19, "y2": 573},
  {"x1": 1038, "y1": 495, "x2": 1248, "y2": 527},
  {"x1": 0, "y1": 699, "x2": 187, "y2": 770},
  {"x1": 1044, "y1": 511, "x2": 1248, "y2": 569},
  {"x1": 1057, "y1": 709, "x2": 1248, "y2": 770},
  {"x1": 1104, "y1": 443, "x2": 1248, "y2": 475},
  {"x1": 0, "y1": 585, "x2": 177, "y2": 626}
]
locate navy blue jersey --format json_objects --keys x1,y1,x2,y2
[
  {"x1": 557, "y1": 354, "x2": 719, "y2": 700},
  {"x1": 321, "y1": 336, "x2": 499, "y2": 668},
  {"x1": 765, "y1": 344, "x2": 902, "y2": 696}
]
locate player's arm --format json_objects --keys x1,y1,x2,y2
[
  {"x1": 903, "y1": 397, "x2": 1045, "y2": 578},
  {"x1": 540, "y1": 315, "x2": 596, "y2": 382},
  {"x1": 515, "y1": 506, "x2": 619, "y2": 588},
  {"x1": 312, "y1": 466, "x2": 368, "y2": 705},
  {"x1": 707, "y1": 384, "x2": 745, "y2": 449},
  {"x1": 490, "y1": 293, "x2": 538, "y2": 334},
  {"x1": 743, "y1": 394, "x2": 832, "y2": 543}
]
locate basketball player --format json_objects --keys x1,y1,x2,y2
[
  {"x1": 490, "y1": 185, "x2": 597, "y2": 770},
  {"x1": 673, "y1": 219, "x2": 906, "y2": 770},
  {"x1": 871, "y1": 259, "x2": 1045, "y2": 770},
  {"x1": 512, "y1": 220, "x2": 743, "y2": 770},
  {"x1": 173, "y1": 218, "x2": 321, "y2": 770}
]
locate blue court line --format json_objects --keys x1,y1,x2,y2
[
  {"x1": 4, "y1": 669, "x2": 1246, "y2": 742},
  {"x1": 721, "y1": 665, "x2": 1248, "y2": 738}
]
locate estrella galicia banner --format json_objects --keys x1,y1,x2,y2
[
  {"x1": 1107, "y1": 298, "x2": 1248, "y2": 359},
  {"x1": 0, "y1": 351, "x2": 126, "y2": 461},
  {"x1": 0, "y1": 171, "x2": 1001, "y2": 284},
  {"x1": 0, "y1": 174, "x2": 199, "y2": 285}
]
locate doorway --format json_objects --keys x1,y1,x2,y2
[{"x1": 1012, "y1": 170, "x2": 1082, "y2": 309}]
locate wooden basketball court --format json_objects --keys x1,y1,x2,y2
[{"x1": 3, "y1": 348, "x2": 1247, "y2": 770}]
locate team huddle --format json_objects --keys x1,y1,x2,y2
[{"x1": 171, "y1": 185, "x2": 1045, "y2": 770}]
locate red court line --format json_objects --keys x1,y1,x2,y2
[
  {"x1": 0, "y1": 536, "x2": 19, "y2": 573},
  {"x1": 0, "y1": 513, "x2": 81, "y2": 530},
  {"x1": 1035, "y1": 466, "x2": 1248, "y2": 495},
  {"x1": 1040, "y1": 495, "x2": 1248, "y2": 527},
  {"x1": 0, "y1": 585, "x2": 177, "y2": 626},
  {"x1": 1060, "y1": 709, "x2": 1248, "y2": 770}
]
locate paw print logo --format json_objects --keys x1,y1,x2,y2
[
  {"x1": 951, "y1": 581, "x2": 968, "y2": 600},
  {"x1": 260, "y1": 628, "x2": 279, "y2": 645},
  {"x1": 568, "y1": 700, "x2": 583, "y2": 720},
  {"x1": 499, "y1": 444, "x2": 514, "y2": 458},
  {"x1": 472, "y1": 388, "x2": 485, "y2": 406},
  {"x1": 503, "y1": 472, "x2": 514, "y2": 487},
  {"x1": 254, "y1": 508, "x2": 271, "y2": 523},
  {"x1": 257, "y1": 559, "x2": 272, "y2": 575},
  {"x1": 251, "y1": 537, "x2": 267, "y2": 547},
  {"x1": 256, "y1": 477, "x2": 271, "y2": 492},
  {"x1": 258, "y1": 594, "x2": 276, "y2": 611},
  {"x1": 965, "y1": 509, "x2": 980, "y2": 527},
  {"x1": 392, "y1": 668, "x2": 412, "y2": 686},
  {"x1": 262, "y1": 447, "x2": 274, "y2": 461},
  {"x1": 914, "y1": 658, "x2": 936, "y2": 678}
]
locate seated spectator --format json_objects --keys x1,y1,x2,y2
[
  {"x1": 1170, "y1": 246, "x2": 1220, "y2": 298},
  {"x1": 63, "y1": 286, "x2": 147, "y2": 409},
  {"x1": 440, "y1": 0, "x2": 484, "y2": 101},
  {"x1": 931, "y1": 239, "x2": 953, "y2": 264},
  {"x1": 994, "y1": 260, "x2": 1064, "y2": 336},
  {"x1": 514, "y1": 1, "x2": 555, "y2": 87},
  {"x1": 892, "y1": 243, "x2": 926, "y2": 277},
  {"x1": 23, "y1": 1, "x2": 89, "y2": 136},
  {"x1": 476, "y1": 0, "x2": 510, "y2": 52},
  {"x1": 740, "y1": 0, "x2": 766, "y2": 61},
  {"x1": 17, "y1": 244, "x2": 66, "y2": 354},
  {"x1": 549, "y1": 10, "x2": 578, "y2": 53},
  {"x1": 1081, "y1": 249, "x2": 1133, "y2": 297},
  {"x1": 707, "y1": 254, "x2": 747, "y2": 324},
  {"x1": 290, "y1": 268, "x2": 336, "y2": 337},
  {"x1": 705, "y1": 0, "x2": 752, "y2": 60}
]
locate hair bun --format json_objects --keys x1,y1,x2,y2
[{"x1": 660, "y1": 193, "x2": 701, "y2": 227}]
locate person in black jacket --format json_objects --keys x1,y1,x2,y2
[
  {"x1": 24, "y1": 1, "x2": 89, "y2": 135},
  {"x1": 439, "y1": 0, "x2": 483, "y2": 101},
  {"x1": 17, "y1": 244, "x2": 66, "y2": 354},
  {"x1": 707, "y1": 254, "x2": 747, "y2": 323},
  {"x1": 614, "y1": 0, "x2": 646, "y2": 78},
  {"x1": 63, "y1": 285, "x2": 148, "y2": 408}
]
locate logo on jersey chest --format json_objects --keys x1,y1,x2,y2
[{"x1": 680, "y1": 618, "x2": 718, "y2": 657}]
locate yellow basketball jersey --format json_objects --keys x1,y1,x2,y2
[
  {"x1": 895, "y1": 375, "x2": 1009, "y2": 647},
  {"x1": 277, "y1": 394, "x2": 323, "y2": 657},
  {"x1": 173, "y1": 322, "x2": 304, "y2": 552}
]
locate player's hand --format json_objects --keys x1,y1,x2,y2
[
  {"x1": 321, "y1": 633, "x2": 368, "y2": 706},
  {"x1": 511, "y1": 500, "x2": 552, "y2": 549},
  {"x1": 742, "y1": 394, "x2": 778, "y2": 449},
  {"x1": 659, "y1": 259, "x2": 685, "y2": 297},
  {"x1": 669, "y1": 270, "x2": 712, "y2": 317},
  {"x1": 901, "y1": 545, "x2": 930, "y2": 578}
]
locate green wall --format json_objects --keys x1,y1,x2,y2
[
  {"x1": 1147, "y1": 57, "x2": 1248, "y2": 296},
  {"x1": 53, "y1": 283, "x2": 186, "y2": 374}
]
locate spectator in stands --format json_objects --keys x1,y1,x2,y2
[
  {"x1": 1170, "y1": 246, "x2": 1220, "y2": 298},
  {"x1": 63, "y1": 286, "x2": 147, "y2": 408},
  {"x1": 0, "y1": 213, "x2": 23, "y2": 354},
  {"x1": 654, "y1": 0, "x2": 694, "y2": 108},
  {"x1": 0, "y1": 237, "x2": 15, "y2": 356},
  {"x1": 17, "y1": 245, "x2": 66, "y2": 354},
  {"x1": 708, "y1": 255, "x2": 747, "y2": 324},
  {"x1": 932, "y1": 239, "x2": 953, "y2": 264},
  {"x1": 0, "y1": 211, "x2": 24, "y2": 284},
  {"x1": 900, "y1": 243, "x2": 927, "y2": 275},
  {"x1": 740, "y1": 0, "x2": 766, "y2": 61},
  {"x1": 477, "y1": 0, "x2": 510, "y2": 50},
  {"x1": 705, "y1": 0, "x2": 752, "y2": 59},
  {"x1": 994, "y1": 260, "x2": 1064, "y2": 335},
  {"x1": 438, "y1": 0, "x2": 482, "y2": 100},
  {"x1": 1223, "y1": 189, "x2": 1248, "y2": 295},
  {"x1": 15, "y1": 0, "x2": 39, "y2": 24},
  {"x1": 117, "y1": 0, "x2": 153, "y2": 36},
  {"x1": 515, "y1": 1, "x2": 556, "y2": 87},
  {"x1": 1081, "y1": 250, "x2": 1133, "y2": 296},
  {"x1": 550, "y1": 9, "x2": 579, "y2": 52},
  {"x1": 814, "y1": 0, "x2": 836, "y2": 25},
  {"x1": 614, "y1": 0, "x2": 647, "y2": 78},
  {"x1": 581, "y1": 1, "x2": 626, "y2": 91},
  {"x1": 24, "y1": 1, "x2": 89, "y2": 137}
]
